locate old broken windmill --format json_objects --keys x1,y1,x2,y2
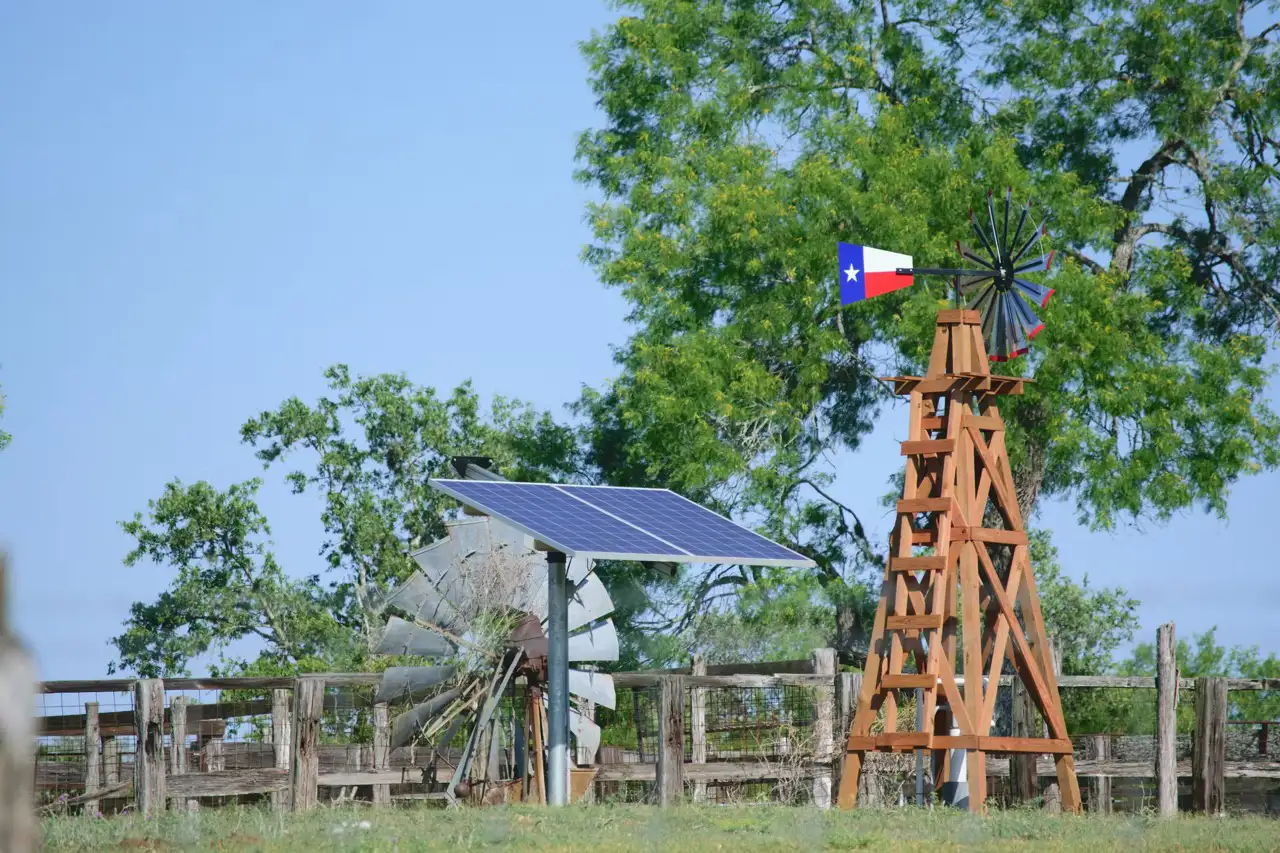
[
  {"x1": 835, "y1": 191, "x2": 1082, "y2": 812},
  {"x1": 371, "y1": 460, "x2": 618, "y2": 805}
]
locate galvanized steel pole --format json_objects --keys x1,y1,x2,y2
[{"x1": 546, "y1": 551, "x2": 570, "y2": 805}]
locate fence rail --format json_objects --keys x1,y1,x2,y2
[{"x1": 23, "y1": 628, "x2": 1280, "y2": 817}]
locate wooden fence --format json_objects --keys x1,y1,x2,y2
[{"x1": 18, "y1": 625, "x2": 1280, "y2": 819}]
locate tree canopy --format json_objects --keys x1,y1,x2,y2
[
  {"x1": 113, "y1": 0, "x2": 1280, "y2": 676},
  {"x1": 112, "y1": 366, "x2": 578, "y2": 677},
  {"x1": 574, "y1": 0, "x2": 1280, "y2": 661}
]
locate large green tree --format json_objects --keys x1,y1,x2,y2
[
  {"x1": 574, "y1": 0, "x2": 1280, "y2": 663},
  {"x1": 112, "y1": 365, "x2": 578, "y2": 676}
]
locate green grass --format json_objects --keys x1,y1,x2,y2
[{"x1": 42, "y1": 805, "x2": 1280, "y2": 852}]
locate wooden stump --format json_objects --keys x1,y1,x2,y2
[
  {"x1": 1192, "y1": 676, "x2": 1227, "y2": 815},
  {"x1": 103, "y1": 738, "x2": 120, "y2": 786},
  {"x1": 833, "y1": 672, "x2": 859, "y2": 799},
  {"x1": 1009, "y1": 679, "x2": 1037, "y2": 803},
  {"x1": 0, "y1": 553, "x2": 37, "y2": 853},
  {"x1": 291, "y1": 677, "x2": 324, "y2": 811},
  {"x1": 1155, "y1": 623, "x2": 1178, "y2": 817},
  {"x1": 371, "y1": 701, "x2": 390, "y2": 807},
  {"x1": 83, "y1": 702, "x2": 102, "y2": 816},
  {"x1": 1085, "y1": 735, "x2": 1112, "y2": 814},
  {"x1": 690, "y1": 655, "x2": 707, "y2": 803},
  {"x1": 656, "y1": 675, "x2": 684, "y2": 807},
  {"x1": 133, "y1": 679, "x2": 167, "y2": 816},
  {"x1": 811, "y1": 648, "x2": 836, "y2": 809},
  {"x1": 272, "y1": 689, "x2": 293, "y2": 811},
  {"x1": 170, "y1": 697, "x2": 195, "y2": 813}
]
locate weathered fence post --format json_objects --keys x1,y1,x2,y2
[
  {"x1": 372, "y1": 701, "x2": 390, "y2": 807},
  {"x1": 170, "y1": 697, "x2": 194, "y2": 813},
  {"x1": 1042, "y1": 638, "x2": 1062, "y2": 814},
  {"x1": 271, "y1": 689, "x2": 293, "y2": 810},
  {"x1": 83, "y1": 701, "x2": 102, "y2": 816},
  {"x1": 103, "y1": 738, "x2": 120, "y2": 786},
  {"x1": 1009, "y1": 679, "x2": 1037, "y2": 803},
  {"x1": 1192, "y1": 676, "x2": 1227, "y2": 815},
  {"x1": 1086, "y1": 734, "x2": 1112, "y2": 814},
  {"x1": 291, "y1": 677, "x2": 324, "y2": 811},
  {"x1": 833, "y1": 672, "x2": 859, "y2": 798},
  {"x1": 656, "y1": 674, "x2": 685, "y2": 807},
  {"x1": 811, "y1": 648, "x2": 836, "y2": 809},
  {"x1": 133, "y1": 678, "x2": 167, "y2": 816},
  {"x1": 0, "y1": 554, "x2": 37, "y2": 853},
  {"x1": 690, "y1": 655, "x2": 708, "y2": 803},
  {"x1": 204, "y1": 720, "x2": 225, "y2": 775},
  {"x1": 1156, "y1": 622, "x2": 1179, "y2": 817}
]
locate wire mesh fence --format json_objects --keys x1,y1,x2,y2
[{"x1": 31, "y1": 669, "x2": 1280, "y2": 815}]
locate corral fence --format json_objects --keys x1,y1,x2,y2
[{"x1": 18, "y1": 628, "x2": 1280, "y2": 819}]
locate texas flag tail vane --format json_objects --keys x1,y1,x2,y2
[
  {"x1": 840, "y1": 191, "x2": 1057, "y2": 361},
  {"x1": 837, "y1": 242, "x2": 914, "y2": 305}
]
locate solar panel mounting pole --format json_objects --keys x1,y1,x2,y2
[{"x1": 545, "y1": 550, "x2": 570, "y2": 806}]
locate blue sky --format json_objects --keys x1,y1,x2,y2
[{"x1": 2, "y1": 2, "x2": 1276, "y2": 680}]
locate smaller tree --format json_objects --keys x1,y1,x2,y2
[{"x1": 110, "y1": 479, "x2": 348, "y2": 677}]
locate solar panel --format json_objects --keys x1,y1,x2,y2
[
  {"x1": 558, "y1": 485, "x2": 806, "y2": 564},
  {"x1": 428, "y1": 480, "x2": 686, "y2": 561},
  {"x1": 429, "y1": 479, "x2": 814, "y2": 567}
]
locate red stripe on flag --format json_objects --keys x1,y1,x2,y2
[{"x1": 864, "y1": 270, "x2": 912, "y2": 299}]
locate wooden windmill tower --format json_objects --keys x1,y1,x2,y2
[{"x1": 835, "y1": 192, "x2": 1080, "y2": 812}]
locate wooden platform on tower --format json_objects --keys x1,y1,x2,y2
[{"x1": 835, "y1": 309, "x2": 1081, "y2": 813}]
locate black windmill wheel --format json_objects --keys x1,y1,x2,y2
[{"x1": 956, "y1": 190, "x2": 1055, "y2": 361}]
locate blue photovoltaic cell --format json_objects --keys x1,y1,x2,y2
[
  {"x1": 430, "y1": 480, "x2": 685, "y2": 558},
  {"x1": 430, "y1": 479, "x2": 813, "y2": 566},
  {"x1": 560, "y1": 486, "x2": 808, "y2": 564}
]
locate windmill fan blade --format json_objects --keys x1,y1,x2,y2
[
  {"x1": 957, "y1": 242, "x2": 995, "y2": 270},
  {"x1": 537, "y1": 697, "x2": 605, "y2": 764},
  {"x1": 978, "y1": 285, "x2": 999, "y2": 346},
  {"x1": 385, "y1": 570, "x2": 466, "y2": 632},
  {"x1": 567, "y1": 555, "x2": 593, "y2": 585},
  {"x1": 1002, "y1": 187, "x2": 1012, "y2": 246},
  {"x1": 1010, "y1": 291, "x2": 1046, "y2": 341},
  {"x1": 375, "y1": 665, "x2": 457, "y2": 704},
  {"x1": 568, "y1": 619, "x2": 620, "y2": 662},
  {"x1": 969, "y1": 209, "x2": 998, "y2": 265},
  {"x1": 566, "y1": 573, "x2": 615, "y2": 632},
  {"x1": 390, "y1": 686, "x2": 463, "y2": 748},
  {"x1": 1013, "y1": 221, "x2": 1047, "y2": 263},
  {"x1": 376, "y1": 616, "x2": 456, "y2": 658},
  {"x1": 569, "y1": 708, "x2": 602, "y2": 763},
  {"x1": 998, "y1": 294, "x2": 1029, "y2": 360},
  {"x1": 1014, "y1": 277, "x2": 1055, "y2": 308},
  {"x1": 959, "y1": 272, "x2": 994, "y2": 296},
  {"x1": 1009, "y1": 198, "x2": 1032, "y2": 252},
  {"x1": 991, "y1": 291, "x2": 1010, "y2": 360},
  {"x1": 985, "y1": 190, "x2": 1001, "y2": 259},
  {"x1": 1014, "y1": 252, "x2": 1054, "y2": 274},
  {"x1": 568, "y1": 669, "x2": 616, "y2": 709}
]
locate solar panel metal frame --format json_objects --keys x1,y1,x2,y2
[{"x1": 428, "y1": 479, "x2": 815, "y2": 568}]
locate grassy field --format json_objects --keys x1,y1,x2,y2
[{"x1": 42, "y1": 805, "x2": 1280, "y2": 852}]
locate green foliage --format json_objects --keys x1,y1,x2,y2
[
  {"x1": 113, "y1": 366, "x2": 576, "y2": 677},
  {"x1": 574, "y1": 0, "x2": 1280, "y2": 662},
  {"x1": 1122, "y1": 627, "x2": 1280, "y2": 723},
  {"x1": 110, "y1": 479, "x2": 349, "y2": 677}
]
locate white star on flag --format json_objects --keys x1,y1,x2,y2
[{"x1": 844, "y1": 264, "x2": 860, "y2": 283}]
